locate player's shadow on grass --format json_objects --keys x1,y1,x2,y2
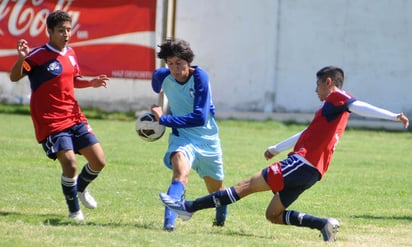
[
  {"x1": 351, "y1": 214, "x2": 412, "y2": 221},
  {"x1": 0, "y1": 210, "x2": 159, "y2": 229},
  {"x1": 0, "y1": 210, "x2": 64, "y2": 224},
  {"x1": 0, "y1": 210, "x2": 269, "y2": 239}
]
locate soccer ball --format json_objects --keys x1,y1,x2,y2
[{"x1": 135, "y1": 112, "x2": 165, "y2": 142}]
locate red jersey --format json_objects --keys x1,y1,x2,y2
[
  {"x1": 292, "y1": 90, "x2": 356, "y2": 177},
  {"x1": 23, "y1": 44, "x2": 87, "y2": 143}
]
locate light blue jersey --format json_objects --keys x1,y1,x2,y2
[{"x1": 152, "y1": 66, "x2": 223, "y2": 180}]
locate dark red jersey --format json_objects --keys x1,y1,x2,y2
[
  {"x1": 23, "y1": 44, "x2": 87, "y2": 142},
  {"x1": 292, "y1": 90, "x2": 356, "y2": 177}
]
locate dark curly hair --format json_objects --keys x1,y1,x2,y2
[{"x1": 157, "y1": 38, "x2": 195, "y2": 63}]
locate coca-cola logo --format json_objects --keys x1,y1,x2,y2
[{"x1": 0, "y1": 0, "x2": 81, "y2": 38}]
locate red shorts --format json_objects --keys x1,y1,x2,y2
[{"x1": 265, "y1": 162, "x2": 284, "y2": 192}]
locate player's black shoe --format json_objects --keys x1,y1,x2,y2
[{"x1": 212, "y1": 219, "x2": 225, "y2": 227}]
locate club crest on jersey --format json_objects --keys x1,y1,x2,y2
[{"x1": 46, "y1": 60, "x2": 62, "y2": 76}]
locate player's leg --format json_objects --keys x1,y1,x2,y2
[
  {"x1": 234, "y1": 171, "x2": 273, "y2": 197},
  {"x1": 163, "y1": 151, "x2": 191, "y2": 231},
  {"x1": 77, "y1": 143, "x2": 105, "y2": 209},
  {"x1": 78, "y1": 142, "x2": 105, "y2": 191},
  {"x1": 56, "y1": 149, "x2": 83, "y2": 220},
  {"x1": 42, "y1": 132, "x2": 83, "y2": 220},
  {"x1": 265, "y1": 156, "x2": 339, "y2": 241},
  {"x1": 199, "y1": 145, "x2": 227, "y2": 227},
  {"x1": 267, "y1": 190, "x2": 339, "y2": 241},
  {"x1": 74, "y1": 122, "x2": 105, "y2": 209},
  {"x1": 161, "y1": 171, "x2": 271, "y2": 215},
  {"x1": 265, "y1": 193, "x2": 285, "y2": 224},
  {"x1": 203, "y1": 176, "x2": 227, "y2": 226}
]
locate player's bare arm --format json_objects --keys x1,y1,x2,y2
[
  {"x1": 10, "y1": 39, "x2": 30, "y2": 82},
  {"x1": 74, "y1": 75, "x2": 109, "y2": 88}
]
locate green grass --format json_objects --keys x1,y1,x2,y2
[{"x1": 0, "y1": 112, "x2": 411, "y2": 247}]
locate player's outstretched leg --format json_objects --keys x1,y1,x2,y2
[{"x1": 160, "y1": 186, "x2": 240, "y2": 221}]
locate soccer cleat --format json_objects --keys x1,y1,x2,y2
[
  {"x1": 68, "y1": 210, "x2": 85, "y2": 221},
  {"x1": 159, "y1": 193, "x2": 193, "y2": 221},
  {"x1": 212, "y1": 219, "x2": 225, "y2": 227},
  {"x1": 163, "y1": 224, "x2": 175, "y2": 232},
  {"x1": 78, "y1": 189, "x2": 97, "y2": 209},
  {"x1": 320, "y1": 218, "x2": 340, "y2": 242}
]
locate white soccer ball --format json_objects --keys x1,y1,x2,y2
[{"x1": 135, "y1": 112, "x2": 165, "y2": 142}]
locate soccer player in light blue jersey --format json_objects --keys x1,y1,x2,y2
[{"x1": 151, "y1": 38, "x2": 227, "y2": 231}]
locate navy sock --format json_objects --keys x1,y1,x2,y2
[
  {"x1": 77, "y1": 163, "x2": 99, "y2": 192},
  {"x1": 215, "y1": 204, "x2": 228, "y2": 224},
  {"x1": 61, "y1": 175, "x2": 80, "y2": 213},
  {"x1": 283, "y1": 210, "x2": 327, "y2": 230},
  {"x1": 164, "y1": 180, "x2": 185, "y2": 228},
  {"x1": 185, "y1": 187, "x2": 240, "y2": 212}
]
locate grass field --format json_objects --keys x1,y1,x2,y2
[{"x1": 0, "y1": 112, "x2": 411, "y2": 247}]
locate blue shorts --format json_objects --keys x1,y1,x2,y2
[
  {"x1": 262, "y1": 154, "x2": 320, "y2": 208},
  {"x1": 164, "y1": 134, "x2": 224, "y2": 181},
  {"x1": 41, "y1": 122, "x2": 99, "y2": 160}
]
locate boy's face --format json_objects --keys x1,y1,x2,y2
[
  {"x1": 315, "y1": 78, "x2": 332, "y2": 101},
  {"x1": 48, "y1": 21, "x2": 71, "y2": 51},
  {"x1": 165, "y1": 56, "x2": 190, "y2": 82}
]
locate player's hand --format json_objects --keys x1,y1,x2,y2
[
  {"x1": 90, "y1": 74, "x2": 109, "y2": 88},
  {"x1": 264, "y1": 150, "x2": 279, "y2": 160},
  {"x1": 398, "y1": 113, "x2": 409, "y2": 128},
  {"x1": 17, "y1": 39, "x2": 30, "y2": 58},
  {"x1": 151, "y1": 105, "x2": 163, "y2": 121}
]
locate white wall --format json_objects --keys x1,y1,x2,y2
[
  {"x1": 1, "y1": 0, "x2": 411, "y2": 116},
  {"x1": 175, "y1": 0, "x2": 412, "y2": 115}
]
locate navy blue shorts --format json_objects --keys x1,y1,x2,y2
[
  {"x1": 41, "y1": 122, "x2": 99, "y2": 160},
  {"x1": 262, "y1": 154, "x2": 321, "y2": 208}
]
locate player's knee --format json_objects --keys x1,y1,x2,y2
[
  {"x1": 89, "y1": 155, "x2": 106, "y2": 171},
  {"x1": 96, "y1": 158, "x2": 106, "y2": 170},
  {"x1": 265, "y1": 210, "x2": 283, "y2": 224}
]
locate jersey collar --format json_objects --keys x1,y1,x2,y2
[{"x1": 46, "y1": 43, "x2": 68, "y2": 56}]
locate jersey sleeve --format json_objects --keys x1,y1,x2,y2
[
  {"x1": 22, "y1": 59, "x2": 33, "y2": 75},
  {"x1": 267, "y1": 129, "x2": 304, "y2": 154},
  {"x1": 23, "y1": 48, "x2": 40, "y2": 75},
  {"x1": 151, "y1": 68, "x2": 170, "y2": 93},
  {"x1": 159, "y1": 67, "x2": 211, "y2": 128},
  {"x1": 349, "y1": 100, "x2": 400, "y2": 120}
]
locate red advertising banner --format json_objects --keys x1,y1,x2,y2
[{"x1": 0, "y1": 0, "x2": 156, "y2": 79}]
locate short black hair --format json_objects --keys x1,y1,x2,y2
[
  {"x1": 157, "y1": 38, "x2": 195, "y2": 63},
  {"x1": 46, "y1": 10, "x2": 71, "y2": 30},
  {"x1": 316, "y1": 66, "x2": 345, "y2": 88}
]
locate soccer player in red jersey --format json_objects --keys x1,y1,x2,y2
[
  {"x1": 9, "y1": 10, "x2": 109, "y2": 221},
  {"x1": 160, "y1": 66, "x2": 409, "y2": 241}
]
